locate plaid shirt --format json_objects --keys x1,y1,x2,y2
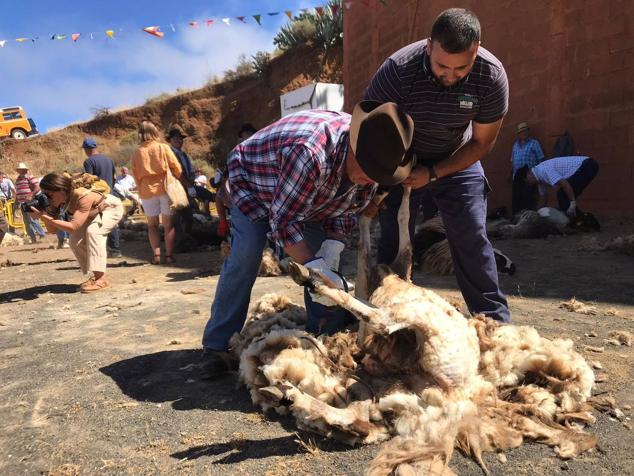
[
  {"x1": 228, "y1": 110, "x2": 377, "y2": 247},
  {"x1": 511, "y1": 138, "x2": 544, "y2": 175},
  {"x1": 532, "y1": 156, "x2": 588, "y2": 195}
]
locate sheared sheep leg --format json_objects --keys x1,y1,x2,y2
[{"x1": 390, "y1": 186, "x2": 412, "y2": 281}]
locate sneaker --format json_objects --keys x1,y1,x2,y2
[
  {"x1": 107, "y1": 249, "x2": 123, "y2": 258},
  {"x1": 198, "y1": 349, "x2": 237, "y2": 379}
]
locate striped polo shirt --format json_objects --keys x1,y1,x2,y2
[
  {"x1": 15, "y1": 174, "x2": 38, "y2": 203},
  {"x1": 364, "y1": 39, "x2": 509, "y2": 163}
]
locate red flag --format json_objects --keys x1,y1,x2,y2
[
  {"x1": 143, "y1": 26, "x2": 164, "y2": 38},
  {"x1": 71, "y1": 33, "x2": 80, "y2": 42},
  {"x1": 236, "y1": 16, "x2": 247, "y2": 23},
  {"x1": 206, "y1": 20, "x2": 214, "y2": 27},
  {"x1": 315, "y1": 6, "x2": 325, "y2": 16},
  {"x1": 330, "y1": 5, "x2": 340, "y2": 15}
]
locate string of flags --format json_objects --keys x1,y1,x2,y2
[{"x1": 0, "y1": 1, "x2": 388, "y2": 48}]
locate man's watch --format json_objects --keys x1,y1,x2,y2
[{"x1": 428, "y1": 165, "x2": 438, "y2": 183}]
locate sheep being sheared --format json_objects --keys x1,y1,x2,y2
[{"x1": 234, "y1": 187, "x2": 602, "y2": 475}]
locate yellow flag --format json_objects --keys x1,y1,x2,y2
[{"x1": 106, "y1": 30, "x2": 115, "y2": 38}]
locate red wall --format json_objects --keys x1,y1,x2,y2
[{"x1": 343, "y1": 0, "x2": 634, "y2": 217}]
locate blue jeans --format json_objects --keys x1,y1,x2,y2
[
  {"x1": 56, "y1": 212, "x2": 69, "y2": 243},
  {"x1": 21, "y1": 209, "x2": 46, "y2": 241},
  {"x1": 202, "y1": 206, "x2": 353, "y2": 351},
  {"x1": 378, "y1": 161, "x2": 510, "y2": 323}
]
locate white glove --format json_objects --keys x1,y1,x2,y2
[
  {"x1": 315, "y1": 239, "x2": 345, "y2": 271},
  {"x1": 304, "y1": 257, "x2": 346, "y2": 306},
  {"x1": 566, "y1": 200, "x2": 577, "y2": 217},
  {"x1": 187, "y1": 187, "x2": 197, "y2": 198}
]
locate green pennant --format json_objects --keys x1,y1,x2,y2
[{"x1": 253, "y1": 14, "x2": 262, "y2": 25}]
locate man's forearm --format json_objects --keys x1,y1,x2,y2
[
  {"x1": 558, "y1": 180, "x2": 576, "y2": 202},
  {"x1": 434, "y1": 139, "x2": 495, "y2": 179},
  {"x1": 284, "y1": 240, "x2": 314, "y2": 264}
]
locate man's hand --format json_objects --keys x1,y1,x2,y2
[
  {"x1": 304, "y1": 257, "x2": 346, "y2": 306},
  {"x1": 402, "y1": 166, "x2": 430, "y2": 189},
  {"x1": 566, "y1": 200, "x2": 577, "y2": 217},
  {"x1": 315, "y1": 239, "x2": 345, "y2": 271},
  {"x1": 217, "y1": 218, "x2": 230, "y2": 237}
]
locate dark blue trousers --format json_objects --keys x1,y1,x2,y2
[
  {"x1": 377, "y1": 162, "x2": 510, "y2": 323},
  {"x1": 557, "y1": 158, "x2": 599, "y2": 211}
]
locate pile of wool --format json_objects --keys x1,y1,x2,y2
[
  {"x1": 0, "y1": 233, "x2": 27, "y2": 247},
  {"x1": 236, "y1": 266, "x2": 605, "y2": 475}
]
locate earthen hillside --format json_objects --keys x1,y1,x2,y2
[{"x1": 0, "y1": 44, "x2": 342, "y2": 177}]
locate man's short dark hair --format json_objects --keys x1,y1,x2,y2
[
  {"x1": 430, "y1": 8, "x2": 481, "y2": 54},
  {"x1": 514, "y1": 165, "x2": 530, "y2": 183}
]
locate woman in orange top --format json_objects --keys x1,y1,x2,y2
[{"x1": 131, "y1": 121, "x2": 182, "y2": 264}]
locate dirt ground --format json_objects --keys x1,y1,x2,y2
[{"x1": 1, "y1": 220, "x2": 633, "y2": 476}]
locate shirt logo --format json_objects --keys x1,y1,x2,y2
[{"x1": 458, "y1": 94, "x2": 478, "y2": 110}]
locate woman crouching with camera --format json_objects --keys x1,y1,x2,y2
[{"x1": 30, "y1": 173, "x2": 123, "y2": 293}]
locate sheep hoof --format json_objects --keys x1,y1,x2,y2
[
  {"x1": 259, "y1": 385, "x2": 284, "y2": 401},
  {"x1": 288, "y1": 261, "x2": 311, "y2": 286}
]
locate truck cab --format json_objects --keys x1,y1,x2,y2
[{"x1": 0, "y1": 106, "x2": 39, "y2": 140}]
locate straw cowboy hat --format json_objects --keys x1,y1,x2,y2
[{"x1": 16, "y1": 162, "x2": 29, "y2": 170}]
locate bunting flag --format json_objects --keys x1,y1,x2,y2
[
  {"x1": 267, "y1": 12, "x2": 280, "y2": 16},
  {"x1": 206, "y1": 20, "x2": 214, "y2": 27},
  {"x1": 105, "y1": 30, "x2": 115, "y2": 38},
  {"x1": 143, "y1": 26, "x2": 164, "y2": 38},
  {"x1": 253, "y1": 14, "x2": 262, "y2": 25},
  {"x1": 236, "y1": 16, "x2": 247, "y2": 23},
  {"x1": 221, "y1": 18, "x2": 231, "y2": 25},
  {"x1": 51, "y1": 34, "x2": 67, "y2": 40},
  {"x1": 90, "y1": 33, "x2": 94, "y2": 39},
  {"x1": 16, "y1": 38, "x2": 29, "y2": 42},
  {"x1": 71, "y1": 33, "x2": 80, "y2": 42},
  {"x1": 330, "y1": 4, "x2": 340, "y2": 15},
  {"x1": 189, "y1": 21, "x2": 199, "y2": 28},
  {"x1": 285, "y1": 10, "x2": 293, "y2": 20},
  {"x1": 315, "y1": 6, "x2": 325, "y2": 16},
  {"x1": 0, "y1": 40, "x2": 6, "y2": 48}
]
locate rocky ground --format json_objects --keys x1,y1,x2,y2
[{"x1": 1, "y1": 220, "x2": 633, "y2": 476}]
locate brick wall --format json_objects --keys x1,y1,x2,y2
[{"x1": 343, "y1": 0, "x2": 634, "y2": 217}]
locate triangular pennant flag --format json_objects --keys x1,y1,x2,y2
[
  {"x1": 32, "y1": 37, "x2": 39, "y2": 43},
  {"x1": 267, "y1": 12, "x2": 280, "y2": 16},
  {"x1": 206, "y1": 20, "x2": 214, "y2": 27},
  {"x1": 90, "y1": 33, "x2": 94, "y2": 39},
  {"x1": 71, "y1": 33, "x2": 80, "y2": 42},
  {"x1": 189, "y1": 21, "x2": 199, "y2": 28},
  {"x1": 221, "y1": 18, "x2": 230, "y2": 25},
  {"x1": 143, "y1": 26, "x2": 164, "y2": 38},
  {"x1": 345, "y1": 2, "x2": 353, "y2": 9},
  {"x1": 0, "y1": 40, "x2": 6, "y2": 48},
  {"x1": 253, "y1": 14, "x2": 262, "y2": 25},
  {"x1": 55, "y1": 34, "x2": 67, "y2": 40},
  {"x1": 170, "y1": 23, "x2": 176, "y2": 32},
  {"x1": 285, "y1": 10, "x2": 293, "y2": 20},
  {"x1": 236, "y1": 16, "x2": 246, "y2": 23},
  {"x1": 16, "y1": 38, "x2": 29, "y2": 42},
  {"x1": 315, "y1": 6, "x2": 325, "y2": 16},
  {"x1": 330, "y1": 5, "x2": 340, "y2": 15},
  {"x1": 105, "y1": 30, "x2": 115, "y2": 38}
]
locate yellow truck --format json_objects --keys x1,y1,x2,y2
[{"x1": 0, "y1": 106, "x2": 39, "y2": 140}]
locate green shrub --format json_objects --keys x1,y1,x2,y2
[
  {"x1": 273, "y1": 0, "x2": 342, "y2": 52},
  {"x1": 252, "y1": 51, "x2": 272, "y2": 77}
]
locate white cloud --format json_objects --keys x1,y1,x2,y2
[{"x1": 0, "y1": 21, "x2": 281, "y2": 132}]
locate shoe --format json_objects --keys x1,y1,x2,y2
[
  {"x1": 108, "y1": 249, "x2": 123, "y2": 258},
  {"x1": 80, "y1": 278, "x2": 110, "y2": 293},
  {"x1": 198, "y1": 349, "x2": 237, "y2": 379}
]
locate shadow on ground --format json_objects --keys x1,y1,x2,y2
[
  {"x1": 99, "y1": 349, "x2": 251, "y2": 412},
  {"x1": 0, "y1": 283, "x2": 78, "y2": 303}
]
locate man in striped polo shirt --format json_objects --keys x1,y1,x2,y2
[
  {"x1": 365, "y1": 8, "x2": 510, "y2": 323},
  {"x1": 14, "y1": 162, "x2": 46, "y2": 243}
]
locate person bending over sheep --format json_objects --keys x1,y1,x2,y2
[{"x1": 199, "y1": 101, "x2": 415, "y2": 378}]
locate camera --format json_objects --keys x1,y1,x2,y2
[{"x1": 20, "y1": 192, "x2": 49, "y2": 213}]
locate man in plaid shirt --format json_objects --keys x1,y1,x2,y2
[
  {"x1": 200, "y1": 101, "x2": 415, "y2": 378},
  {"x1": 511, "y1": 122, "x2": 545, "y2": 213}
]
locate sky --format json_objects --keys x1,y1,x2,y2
[{"x1": 0, "y1": 0, "x2": 317, "y2": 132}]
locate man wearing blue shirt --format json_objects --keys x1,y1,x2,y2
[{"x1": 510, "y1": 122, "x2": 544, "y2": 214}]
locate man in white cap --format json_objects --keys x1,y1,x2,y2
[
  {"x1": 14, "y1": 162, "x2": 46, "y2": 243},
  {"x1": 510, "y1": 121, "x2": 545, "y2": 214},
  {"x1": 199, "y1": 100, "x2": 415, "y2": 378}
]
